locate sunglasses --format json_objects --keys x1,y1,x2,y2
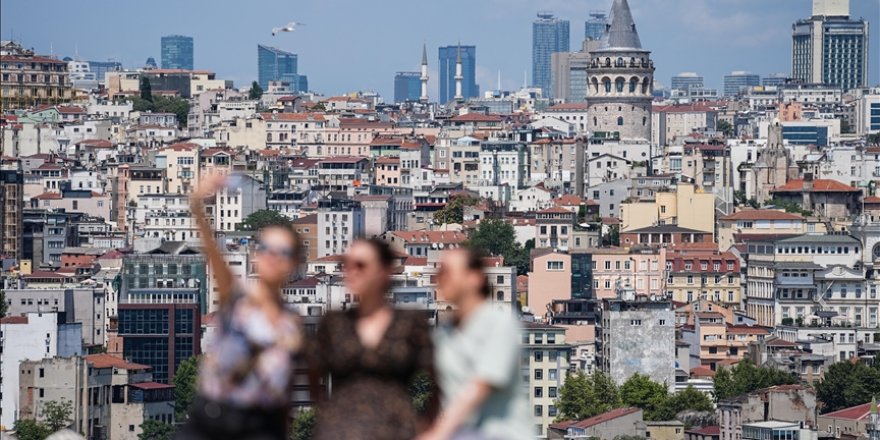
[
  {"x1": 342, "y1": 258, "x2": 370, "y2": 272},
  {"x1": 255, "y1": 242, "x2": 296, "y2": 260}
]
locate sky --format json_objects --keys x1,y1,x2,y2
[{"x1": 2, "y1": 0, "x2": 878, "y2": 98}]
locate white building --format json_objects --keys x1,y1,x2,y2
[{"x1": 0, "y1": 313, "x2": 82, "y2": 429}]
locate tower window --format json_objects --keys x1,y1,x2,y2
[
  {"x1": 642, "y1": 117, "x2": 647, "y2": 126},
  {"x1": 615, "y1": 78, "x2": 625, "y2": 93},
  {"x1": 617, "y1": 117, "x2": 624, "y2": 126}
]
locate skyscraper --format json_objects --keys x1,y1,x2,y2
[
  {"x1": 792, "y1": 0, "x2": 869, "y2": 90},
  {"x1": 762, "y1": 73, "x2": 790, "y2": 87},
  {"x1": 670, "y1": 72, "x2": 704, "y2": 92},
  {"x1": 533, "y1": 12, "x2": 570, "y2": 96},
  {"x1": 585, "y1": 11, "x2": 608, "y2": 41},
  {"x1": 722, "y1": 71, "x2": 760, "y2": 96},
  {"x1": 585, "y1": 0, "x2": 654, "y2": 141},
  {"x1": 160, "y1": 35, "x2": 193, "y2": 70},
  {"x1": 394, "y1": 72, "x2": 421, "y2": 103},
  {"x1": 439, "y1": 45, "x2": 478, "y2": 103},
  {"x1": 257, "y1": 44, "x2": 298, "y2": 90}
]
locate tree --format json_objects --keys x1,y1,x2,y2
[
  {"x1": 620, "y1": 374, "x2": 669, "y2": 421},
  {"x1": 556, "y1": 371, "x2": 621, "y2": 421},
  {"x1": 237, "y1": 209, "x2": 292, "y2": 231},
  {"x1": 657, "y1": 386, "x2": 714, "y2": 421},
  {"x1": 716, "y1": 119, "x2": 734, "y2": 137},
  {"x1": 43, "y1": 399, "x2": 73, "y2": 432},
  {"x1": 291, "y1": 409, "x2": 316, "y2": 440},
  {"x1": 248, "y1": 81, "x2": 264, "y2": 100},
  {"x1": 153, "y1": 95, "x2": 190, "y2": 126},
  {"x1": 140, "y1": 76, "x2": 153, "y2": 102},
  {"x1": 712, "y1": 360, "x2": 798, "y2": 402},
  {"x1": 870, "y1": 132, "x2": 880, "y2": 146},
  {"x1": 409, "y1": 371, "x2": 434, "y2": 415},
  {"x1": 11, "y1": 419, "x2": 52, "y2": 440},
  {"x1": 433, "y1": 195, "x2": 478, "y2": 225},
  {"x1": 139, "y1": 419, "x2": 176, "y2": 440},
  {"x1": 468, "y1": 219, "x2": 532, "y2": 275},
  {"x1": 817, "y1": 360, "x2": 880, "y2": 413},
  {"x1": 173, "y1": 356, "x2": 199, "y2": 420}
]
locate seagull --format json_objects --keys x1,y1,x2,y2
[{"x1": 272, "y1": 22, "x2": 305, "y2": 36}]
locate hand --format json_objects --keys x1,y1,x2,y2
[
  {"x1": 191, "y1": 174, "x2": 227, "y2": 202},
  {"x1": 414, "y1": 428, "x2": 450, "y2": 440}
]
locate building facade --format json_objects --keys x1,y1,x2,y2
[
  {"x1": 160, "y1": 35, "x2": 194, "y2": 70},
  {"x1": 791, "y1": 0, "x2": 869, "y2": 90},
  {"x1": 439, "y1": 45, "x2": 478, "y2": 103},
  {"x1": 257, "y1": 44, "x2": 299, "y2": 91},
  {"x1": 394, "y1": 71, "x2": 421, "y2": 103},
  {"x1": 532, "y1": 12, "x2": 570, "y2": 97}
]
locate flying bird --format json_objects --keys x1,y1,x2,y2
[{"x1": 272, "y1": 22, "x2": 305, "y2": 36}]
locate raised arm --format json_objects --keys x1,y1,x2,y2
[{"x1": 190, "y1": 174, "x2": 235, "y2": 307}]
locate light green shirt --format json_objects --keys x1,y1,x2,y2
[{"x1": 434, "y1": 303, "x2": 532, "y2": 440}]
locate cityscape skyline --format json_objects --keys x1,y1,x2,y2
[{"x1": 2, "y1": 0, "x2": 877, "y2": 99}]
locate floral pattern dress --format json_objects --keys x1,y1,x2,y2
[{"x1": 310, "y1": 308, "x2": 434, "y2": 440}]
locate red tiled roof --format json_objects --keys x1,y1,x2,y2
[
  {"x1": 771, "y1": 179, "x2": 859, "y2": 193},
  {"x1": 0, "y1": 316, "x2": 29, "y2": 324},
  {"x1": 864, "y1": 196, "x2": 880, "y2": 204},
  {"x1": 690, "y1": 365, "x2": 716, "y2": 378},
  {"x1": 551, "y1": 407, "x2": 641, "y2": 430},
  {"x1": 318, "y1": 156, "x2": 368, "y2": 164},
  {"x1": 129, "y1": 381, "x2": 174, "y2": 390},
  {"x1": 821, "y1": 402, "x2": 873, "y2": 421},
  {"x1": 392, "y1": 230, "x2": 467, "y2": 244},
  {"x1": 78, "y1": 139, "x2": 114, "y2": 148},
  {"x1": 654, "y1": 103, "x2": 716, "y2": 113},
  {"x1": 159, "y1": 142, "x2": 199, "y2": 152},
  {"x1": 451, "y1": 113, "x2": 504, "y2": 123},
  {"x1": 33, "y1": 192, "x2": 63, "y2": 200},
  {"x1": 85, "y1": 354, "x2": 150, "y2": 370},
  {"x1": 546, "y1": 103, "x2": 589, "y2": 111},
  {"x1": 313, "y1": 254, "x2": 345, "y2": 263},
  {"x1": 720, "y1": 209, "x2": 803, "y2": 221},
  {"x1": 1, "y1": 55, "x2": 66, "y2": 64},
  {"x1": 726, "y1": 325, "x2": 770, "y2": 335},
  {"x1": 376, "y1": 156, "x2": 400, "y2": 165},
  {"x1": 404, "y1": 256, "x2": 428, "y2": 266},
  {"x1": 260, "y1": 112, "x2": 325, "y2": 122},
  {"x1": 687, "y1": 426, "x2": 720, "y2": 436}
]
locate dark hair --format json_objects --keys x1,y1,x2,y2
[
  {"x1": 260, "y1": 222, "x2": 303, "y2": 261},
  {"x1": 356, "y1": 237, "x2": 396, "y2": 269},
  {"x1": 461, "y1": 247, "x2": 491, "y2": 298}
]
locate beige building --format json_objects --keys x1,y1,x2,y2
[
  {"x1": 651, "y1": 104, "x2": 717, "y2": 147},
  {"x1": 620, "y1": 183, "x2": 714, "y2": 235},
  {"x1": 523, "y1": 322, "x2": 570, "y2": 438},
  {"x1": 646, "y1": 421, "x2": 686, "y2": 440},
  {"x1": 817, "y1": 402, "x2": 879, "y2": 439},
  {"x1": 591, "y1": 247, "x2": 667, "y2": 299},
  {"x1": 156, "y1": 142, "x2": 200, "y2": 195},
  {"x1": 527, "y1": 250, "x2": 572, "y2": 315},
  {"x1": 1, "y1": 42, "x2": 72, "y2": 111},
  {"x1": 717, "y1": 209, "x2": 824, "y2": 252}
]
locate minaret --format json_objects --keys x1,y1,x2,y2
[
  {"x1": 454, "y1": 44, "x2": 464, "y2": 101},
  {"x1": 419, "y1": 44, "x2": 429, "y2": 103}
]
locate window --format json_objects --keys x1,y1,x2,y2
[
  {"x1": 535, "y1": 351, "x2": 544, "y2": 362},
  {"x1": 534, "y1": 405, "x2": 543, "y2": 417},
  {"x1": 549, "y1": 386, "x2": 558, "y2": 398},
  {"x1": 631, "y1": 319, "x2": 642, "y2": 326},
  {"x1": 547, "y1": 261, "x2": 565, "y2": 270},
  {"x1": 534, "y1": 369, "x2": 543, "y2": 380},
  {"x1": 534, "y1": 387, "x2": 543, "y2": 398}
]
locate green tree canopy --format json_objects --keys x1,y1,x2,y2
[
  {"x1": 139, "y1": 419, "x2": 176, "y2": 440},
  {"x1": 129, "y1": 94, "x2": 190, "y2": 126},
  {"x1": 817, "y1": 361, "x2": 880, "y2": 413},
  {"x1": 657, "y1": 386, "x2": 714, "y2": 421},
  {"x1": 467, "y1": 219, "x2": 532, "y2": 275},
  {"x1": 237, "y1": 209, "x2": 292, "y2": 231},
  {"x1": 291, "y1": 409, "x2": 316, "y2": 440},
  {"x1": 409, "y1": 371, "x2": 434, "y2": 415},
  {"x1": 556, "y1": 371, "x2": 622, "y2": 421},
  {"x1": 173, "y1": 355, "x2": 199, "y2": 420},
  {"x1": 716, "y1": 119, "x2": 734, "y2": 137},
  {"x1": 43, "y1": 399, "x2": 73, "y2": 432},
  {"x1": 712, "y1": 360, "x2": 798, "y2": 402},
  {"x1": 433, "y1": 195, "x2": 479, "y2": 225},
  {"x1": 620, "y1": 374, "x2": 669, "y2": 421},
  {"x1": 12, "y1": 419, "x2": 52, "y2": 440},
  {"x1": 248, "y1": 81, "x2": 264, "y2": 100}
]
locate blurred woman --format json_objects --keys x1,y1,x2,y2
[
  {"x1": 309, "y1": 238, "x2": 435, "y2": 440},
  {"x1": 177, "y1": 174, "x2": 302, "y2": 440},
  {"x1": 419, "y1": 248, "x2": 531, "y2": 440}
]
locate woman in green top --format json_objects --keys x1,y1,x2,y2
[{"x1": 418, "y1": 248, "x2": 531, "y2": 440}]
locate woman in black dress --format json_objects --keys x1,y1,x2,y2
[{"x1": 309, "y1": 238, "x2": 435, "y2": 440}]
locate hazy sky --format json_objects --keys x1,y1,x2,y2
[{"x1": 2, "y1": 0, "x2": 878, "y2": 98}]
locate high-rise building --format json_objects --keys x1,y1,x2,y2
[
  {"x1": 722, "y1": 71, "x2": 760, "y2": 97},
  {"x1": 257, "y1": 44, "x2": 300, "y2": 91},
  {"x1": 586, "y1": 0, "x2": 655, "y2": 141},
  {"x1": 762, "y1": 73, "x2": 790, "y2": 87},
  {"x1": 160, "y1": 35, "x2": 193, "y2": 70},
  {"x1": 792, "y1": 0, "x2": 869, "y2": 90},
  {"x1": 551, "y1": 46, "x2": 591, "y2": 102},
  {"x1": 533, "y1": 12, "x2": 570, "y2": 96},
  {"x1": 118, "y1": 243, "x2": 206, "y2": 383},
  {"x1": 670, "y1": 72, "x2": 704, "y2": 92},
  {"x1": 394, "y1": 71, "x2": 421, "y2": 103},
  {"x1": 86, "y1": 60, "x2": 122, "y2": 81},
  {"x1": 1, "y1": 159, "x2": 23, "y2": 261},
  {"x1": 585, "y1": 11, "x2": 608, "y2": 41},
  {"x1": 439, "y1": 45, "x2": 478, "y2": 103}
]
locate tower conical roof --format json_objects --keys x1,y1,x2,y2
[
  {"x1": 602, "y1": 0, "x2": 642, "y2": 50},
  {"x1": 421, "y1": 44, "x2": 428, "y2": 65}
]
